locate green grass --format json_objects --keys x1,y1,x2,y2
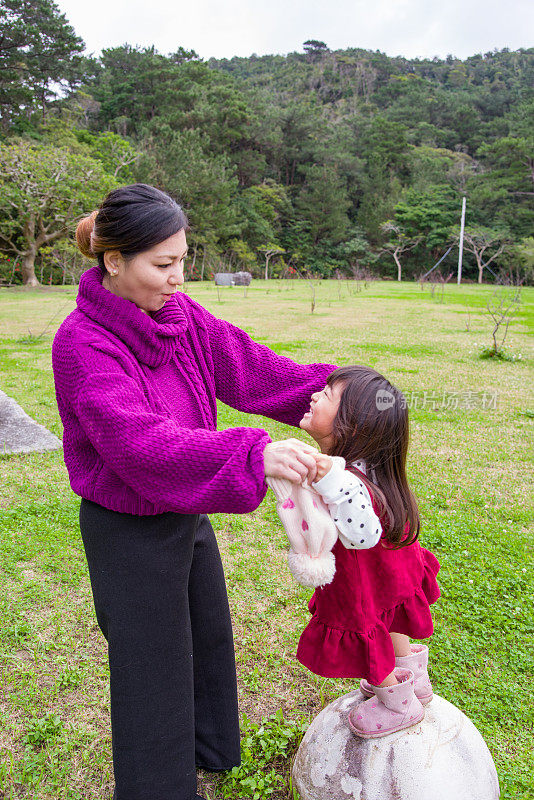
[{"x1": 0, "y1": 278, "x2": 533, "y2": 799}]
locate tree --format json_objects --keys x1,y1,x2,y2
[
  {"x1": 393, "y1": 185, "x2": 459, "y2": 252},
  {"x1": 483, "y1": 287, "x2": 522, "y2": 357},
  {"x1": 380, "y1": 222, "x2": 421, "y2": 280},
  {"x1": 297, "y1": 164, "x2": 350, "y2": 245},
  {"x1": 225, "y1": 238, "x2": 257, "y2": 273},
  {"x1": 303, "y1": 41, "x2": 329, "y2": 57},
  {"x1": 470, "y1": 100, "x2": 534, "y2": 238},
  {"x1": 0, "y1": 140, "x2": 117, "y2": 285},
  {"x1": 258, "y1": 245, "x2": 285, "y2": 280},
  {"x1": 89, "y1": 46, "x2": 250, "y2": 148},
  {"x1": 90, "y1": 45, "x2": 190, "y2": 136},
  {"x1": 512, "y1": 237, "x2": 534, "y2": 284},
  {"x1": 355, "y1": 117, "x2": 410, "y2": 242},
  {"x1": 408, "y1": 146, "x2": 476, "y2": 194},
  {"x1": 137, "y1": 121, "x2": 241, "y2": 258},
  {"x1": 0, "y1": 0, "x2": 85, "y2": 130},
  {"x1": 275, "y1": 102, "x2": 324, "y2": 187},
  {"x1": 455, "y1": 226, "x2": 511, "y2": 284},
  {"x1": 335, "y1": 227, "x2": 376, "y2": 273},
  {"x1": 74, "y1": 129, "x2": 140, "y2": 179},
  {"x1": 478, "y1": 100, "x2": 534, "y2": 198},
  {"x1": 238, "y1": 180, "x2": 291, "y2": 251}
]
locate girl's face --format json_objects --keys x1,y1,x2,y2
[
  {"x1": 102, "y1": 230, "x2": 188, "y2": 313},
  {"x1": 299, "y1": 381, "x2": 345, "y2": 452}
]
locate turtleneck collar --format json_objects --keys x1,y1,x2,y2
[{"x1": 77, "y1": 266, "x2": 189, "y2": 368}]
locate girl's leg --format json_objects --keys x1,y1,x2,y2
[
  {"x1": 80, "y1": 499, "x2": 199, "y2": 800},
  {"x1": 390, "y1": 631, "x2": 411, "y2": 657},
  {"x1": 376, "y1": 633, "x2": 411, "y2": 686},
  {"x1": 360, "y1": 634, "x2": 432, "y2": 704},
  {"x1": 188, "y1": 514, "x2": 241, "y2": 771},
  {"x1": 377, "y1": 671, "x2": 397, "y2": 687},
  {"x1": 350, "y1": 632, "x2": 425, "y2": 738}
]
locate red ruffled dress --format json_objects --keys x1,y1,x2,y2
[{"x1": 296, "y1": 489, "x2": 440, "y2": 686}]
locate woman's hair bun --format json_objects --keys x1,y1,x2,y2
[
  {"x1": 76, "y1": 210, "x2": 98, "y2": 258},
  {"x1": 73, "y1": 185, "x2": 188, "y2": 268}
]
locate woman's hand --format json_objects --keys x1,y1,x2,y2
[
  {"x1": 312, "y1": 452, "x2": 334, "y2": 481},
  {"x1": 263, "y1": 439, "x2": 320, "y2": 483}
]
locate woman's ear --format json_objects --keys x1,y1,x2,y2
[{"x1": 103, "y1": 250, "x2": 123, "y2": 276}]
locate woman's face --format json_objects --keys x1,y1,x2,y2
[
  {"x1": 103, "y1": 229, "x2": 188, "y2": 313},
  {"x1": 299, "y1": 381, "x2": 345, "y2": 452}
]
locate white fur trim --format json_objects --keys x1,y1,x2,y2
[
  {"x1": 288, "y1": 550, "x2": 336, "y2": 588},
  {"x1": 266, "y1": 476, "x2": 292, "y2": 501}
]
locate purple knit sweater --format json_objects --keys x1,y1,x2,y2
[{"x1": 52, "y1": 266, "x2": 337, "y2": 516}]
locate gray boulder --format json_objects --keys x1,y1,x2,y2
[
  {"x1": 214, "y1": 272, "x2": 252, "y2": 286},
  {"x1": 233, "y1": 271, "x2": 252, "y2": 286},
  {"x1": 214, "y1": 273, "x2": 234, "y2": 286}
]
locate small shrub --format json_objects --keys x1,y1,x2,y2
[
  {"x1": 219, "y1": 709, "x2": 308, "y2": 799},
  {"x1": 242, "y1": 665, "x2": 263, "y2": 692},
  {"x1": 16, "y1": 333, "x2": 45, "y2": 345},
  {"x1": 482, "y1": 287, "x2": 521, "y2": 358},
  {"x1": 57, "y1": 667, "x2": 83, "y2": 690},
  {"x1": 23, "y1": 712, "x2": 62, "y2": 747},
  {"x1": 479, "y1": 346, "x2": 522, "y2": 362},
  {"x1": 5, "y1": 619, "x2": 32, "y2": 644},
  {"x1": 0, "y1": 254, "x2": 21, "y2": 285},
  {"x1": 19, "y1": 746, "x2": 46, "y2": 787}
]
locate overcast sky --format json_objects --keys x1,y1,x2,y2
[{"x1": 57, "y1": 0, "x2": 533, "y2": 62}]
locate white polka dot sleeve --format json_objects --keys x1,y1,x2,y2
[{"x1": 311, "y1": 457, "x2": 382, "y2": 549}]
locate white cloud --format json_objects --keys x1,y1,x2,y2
[{"x1": 58, "y1": 0, "x2": 534, "y2": 61}]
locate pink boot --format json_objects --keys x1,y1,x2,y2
[
  {"x1": 360, "y1": 643, "x2": 433, "y2": 705},
  {"x1": 348, "y1": 668, "x2": 424, "y2": 739}
]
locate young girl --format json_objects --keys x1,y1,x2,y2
[{"x1": 293, "y1": 364, "x2": 440, "y2": 739}]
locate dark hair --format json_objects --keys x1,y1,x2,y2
[
  {"x1": 326, "y1": 365, "x2": 420, "y2": 548},
  {"x1": 76, "y1": 184, "x2": 189, "y2": 269}
]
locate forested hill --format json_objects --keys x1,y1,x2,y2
[
  {"x1": 209, "y1": 46, "x2": 533, "y2": 157},
  {"x1": 205, "y1": 46, "x2": 534, "y2": 271},
  {"x1": 0, "y1": 1, "x2": 532, "y2": 286}
]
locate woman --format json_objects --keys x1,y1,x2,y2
[{"x1": 52, "y1": 184, "x2": 337, "y2": 800}]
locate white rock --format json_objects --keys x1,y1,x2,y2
[{"x1": 293, "y1": 691, "x2": 499, "y2": 800}]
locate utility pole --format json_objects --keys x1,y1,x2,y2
[{"x1": 457, "y1": 195, "x2": 466, "y2": 285}]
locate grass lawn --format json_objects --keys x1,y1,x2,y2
[{"x1": 0, "y1": 278, "x2": 533, "y2": 799}]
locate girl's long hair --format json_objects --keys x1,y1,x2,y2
[{"x1": 326, "y1": 365, "x2": 420, "y2": 548}]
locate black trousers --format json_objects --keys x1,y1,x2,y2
[{"x1": 79, "y1": 499, "x2": 241, "y2": 800}]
